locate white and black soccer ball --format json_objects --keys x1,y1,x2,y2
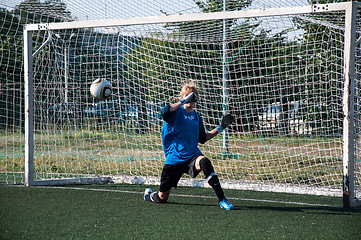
[{"x1": 90, "y1": 78, "x2": 112, "y2": 100}]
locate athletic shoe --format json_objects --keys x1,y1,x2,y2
[
  {"x1": 219, "y1": 198, "x2": 234, "y2": 210},
  {"x1": 143, "y1": 188, "x2": 152, "y2": 201}
]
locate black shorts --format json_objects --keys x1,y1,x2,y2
[{"x1": 159, "y1": 156, "x2": 203, "y2": 192}]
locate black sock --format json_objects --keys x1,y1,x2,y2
[
  {"x1": 151, "y1": 191, "x2": 167, "y2": 203},
  {"x1": 208, "y1": 174, "x2": 225, "y2": 202}
]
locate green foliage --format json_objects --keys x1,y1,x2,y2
[
  {"x1": 0, "y1": 8, "x2": 24, "y2": 127},
  {"x1": 0, "y1": 0, "x2": 75, "y2": 128},
  {"x1": 13, "y1": 0, "x2": 73, "y2": 24},
  {"x1": 308, "y1": 0, "x2": 361, "y2": 4},
  {"x1": 194, "y1": 0, "x2": 252, "y2": 12}
]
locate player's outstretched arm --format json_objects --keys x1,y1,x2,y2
[
  {"x1": 180, "y1": 92, "x2": 197, "y2": 104},
  {"x1": 204, "y1": 128, "x2": 220, "y2": 142},
  {"x1": 169, "y1": 92, "x2": 197, "y2": 112},
  {"x1": 203, "y1": 113, "x2": 236, "y2": 142},
  {"x1": 169, "y1": 101, "x2": 183, "y2": 112}
]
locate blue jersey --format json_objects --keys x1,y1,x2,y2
[{"x1": 161, "y1": 104, "x2": 207, "y2": 165}]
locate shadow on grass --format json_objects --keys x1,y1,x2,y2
[
  {"x1": 164, "y1": 200, "x2": 360, "y2": 215},
  {"x1": 240, "y1": 205, "x2": 360, "y2": 215},
  {"x1": 165, "y1": 200, "x2": 243, "y2": 211}
]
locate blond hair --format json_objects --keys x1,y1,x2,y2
[{"x1": 179, "y1": 81, "x2": 199, "y2": 99}]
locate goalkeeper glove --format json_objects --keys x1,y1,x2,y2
[
  {"x1": 216, "y1": 113, "x2": 235, "y2": 132},
  {"x1": 180, "y1": 92, "x2": 198, "y2": 105}
]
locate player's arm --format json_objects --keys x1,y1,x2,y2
[
  {"x1": 199, "y1": 113, "x2": 236, "y2": 144},
  {"x1": 161, "y1": 92, "x2": 198, "y2": 123},
  {"x1": 205, "y1": 128, "x2": 219, "y2": 142},
  {"x1": 169, "y1": 101, "x2": 183, "y2": 112},
  {"x1": 169, "y1": 92, "x2": 197, "y2": 112},
  {"x1": 200, "y1": 125, "x2": 223, "y2": 143},
  {"x1": 161, "y1": 104, "x2": 177, "y2": 123},
  {"x1": 198, "y1": 117, "x2": 223, "y2": 143}
]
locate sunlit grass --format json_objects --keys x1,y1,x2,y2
[{"x1": 1, "y1": 129, "x2": 343, "y2": 186}]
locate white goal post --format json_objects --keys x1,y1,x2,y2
[{"x1": 24, "y1": 2, "x2": 360, "y2": 208}]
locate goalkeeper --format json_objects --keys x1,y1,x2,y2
[{"x1": 144, "y1": 82, "x2": 236, "y2": 210}]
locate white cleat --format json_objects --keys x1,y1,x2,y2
[{"x1": 143, "y1": 188, "x2": 152, "y2": 201}]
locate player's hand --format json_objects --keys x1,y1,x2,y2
[
  {"x1": 180, "y1": 92, "x2": 198, "y2": 105},
  {"x1": 216, "y1": 113, "x2": 235, "y2": 132}
]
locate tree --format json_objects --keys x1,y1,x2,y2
[
  {"x1": 13, "y1": 0, "x2": 72, "y2": 24},
  {"x1": 0, "y1": 0, "x2": 75, "y2": 128},
  {"x1": 0, "y1": 8, "x2": 23, "y2": 128},
  {"x1": 194, "y1": 0, "x2": 252, "y2": 12},
  {"x1": 292, "y1": 0, "x2": 361, "y2": 135}
]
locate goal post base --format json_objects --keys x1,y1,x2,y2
[
  {"x1": 27, "y1": 177, "x2": 111, "y2": 186},
  {"x1": 351, "y1": 199, "x2": 361, "y2": 209},
  {"x1": 110, "y1": 175, "x2": 343, "y2": 197}
]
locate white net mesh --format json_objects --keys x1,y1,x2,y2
[{"x1": 1, "y1": 1, "x2": 360, "y2": 200}]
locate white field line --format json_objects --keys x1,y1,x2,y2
[{"x1": 33, "y1": 185, "x2": 341, "y2": 209}]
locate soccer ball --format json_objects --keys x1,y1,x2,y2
[{"x1": 90, "y1": 78, "x2": 112, "y2": 100}]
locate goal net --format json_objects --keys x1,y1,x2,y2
[{"x1": 5, "y1": 1, "x2": 361, "y2": 207}]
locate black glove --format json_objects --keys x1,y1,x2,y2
[
  {"x1": 180, "y1": 92, "x2": 198, "y2": 104},
  {"x1": 216, "y1": 113, "x2": 235, "y2": 132}
]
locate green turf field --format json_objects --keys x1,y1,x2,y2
[{"x1": 1, "y1": 184, "x2": 360, "y2": 239}]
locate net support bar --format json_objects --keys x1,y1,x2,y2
[
  {"x1": 24, "y1": 28, "x2": 34, "y2": 187},
  {"x1": 222, "y1": 0, "x2": 230, "y2": 153},
  {"x1": 342, "y1": 1, "x2": 359, "y2": 209}
]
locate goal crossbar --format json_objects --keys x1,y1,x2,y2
[{"x1": 25, "y1": 3, "x2": 351, "y2": 31}]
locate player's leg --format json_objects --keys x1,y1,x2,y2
[
  {"x1": 158, "y1": 189, "x2": 171, "y2": 200},
  {"x1": 144, "y1": 164, "x2": 183, "y2": 203},
  {"x1": 195, "y1": 156, "x2": 224, "y2": 201},
  {"x1": 195, "y1": 156, "x2": 234, "y2": 210},
  {"x1": 144, "y1": 188, "x2": 170, "y2": 203}
]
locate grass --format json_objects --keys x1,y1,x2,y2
[{"x1": 1, "y1": 183, "x2": 360, "y2": 240}]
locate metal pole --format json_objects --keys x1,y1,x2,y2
[
  {"x1": 64, "y1": 33, "x2": 74, "y2": 103},
  {"x1": 222, "y1": 0, "x2": 229, "y2": 153},
  {"x1": 342, "y1": 1, "x2": 357, "y2": 209},
  {"x1": 24, "y1": 27, "x2": 34, "y2": 186},
  {"x1": 64, "y1": 45, "x2": 68, "y2": 103}
]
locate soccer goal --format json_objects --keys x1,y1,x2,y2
[{"x1": 23, "y1": 2, "x2": 360, "y2": 208}]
